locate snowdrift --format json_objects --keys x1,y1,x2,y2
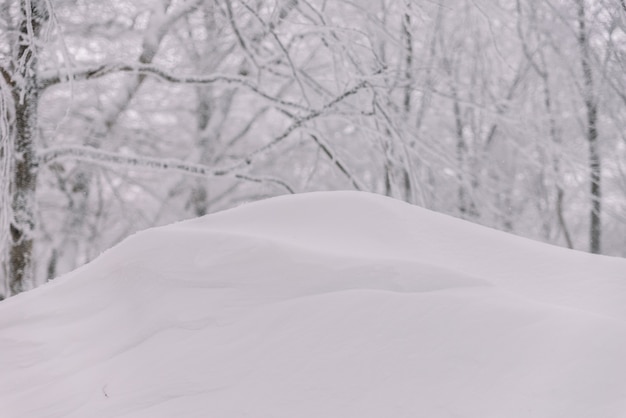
[{"x1": 1, "y1": 191, "x2": 626, "y2": 418}]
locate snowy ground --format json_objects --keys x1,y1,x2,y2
[{"x1": 1, "y1": 191, "x2": 626, "y2": 417}]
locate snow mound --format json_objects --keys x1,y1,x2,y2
[{"x1": 1, "y1": 191, "x2": 626, "y2": 417}]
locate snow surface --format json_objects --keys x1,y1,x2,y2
[{"x1": 1, "y1": 191, "x2": 626, "y2": 417}]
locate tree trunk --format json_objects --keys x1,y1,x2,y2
[
  {"x1": 189, "y1": 88, "x2": 212, "y2": 217},
  {"x1": 451, "y1": 85, "x2": 470, "y2": 218},
  {"x1": 402, "y1": 6, "x2": 413, "y2": 114},
  {"x1": 577, "y1": 0, "x2": 601, "y2": 254},
  {"x1": 8, "y1": 0, "x2": 47, "y2": 295}
]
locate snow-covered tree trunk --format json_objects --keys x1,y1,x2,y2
[{"x1": 5, "y1": 0, "x2": 47, "y2": 295}]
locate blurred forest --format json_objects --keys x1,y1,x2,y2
[{"x1": 1, "y1": 0, "x2": 625, "y2": 297}]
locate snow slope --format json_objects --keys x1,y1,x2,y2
[{"x1": 1, "y1": 191, "x2": 626, "y2": 417}]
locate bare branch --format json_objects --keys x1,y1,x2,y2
[
  {"x1": 223, "y1": 0, "x2": 260, "y2": 71},
  {"x1": 40, "y1": 146, "x2": 232, "y2": 176},
  {"x1": 234, "y1": 174, "x2": 295, "y2": 194},
  {"x1": 40, "y1": 64, "x2": 310, "y2": 112},
  {"x1": 221, "y1": 75, "x2": 374, "y2": 171},
  {"x1": 38, "y1": 146, "x2": 295, "y2": 194},
  {"x1": 310, "y1": 134, "x2": 364, "y2": 190}
]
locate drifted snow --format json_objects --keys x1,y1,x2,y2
[{"x1": 1, "y1": 191, "x2": 626, "y2": 417}]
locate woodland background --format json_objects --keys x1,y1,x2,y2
[{"x1": 1, "y1": 0, "x2": 625, "y2": 297}]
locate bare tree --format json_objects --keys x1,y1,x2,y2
[{"x1": 1, "y1": 0, "x2": 625, "y2": 297}]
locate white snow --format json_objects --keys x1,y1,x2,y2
[{"x1": 1, "y1": 191, "x2": 626, "y2": 417}]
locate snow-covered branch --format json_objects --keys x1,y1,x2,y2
[
  {"x1": 39, "y1": 64, "x2": 310, "y2": 112},
  {"x1": 219, "y1": 77, "x2": 374, "y2": 172},
  {"x1": 38, "y1": 146, "x2": 294, "y2": 194}
]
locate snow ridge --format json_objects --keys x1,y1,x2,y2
[{"x1": 1, "y1": 191, "x2": 626, "y2": 418}]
